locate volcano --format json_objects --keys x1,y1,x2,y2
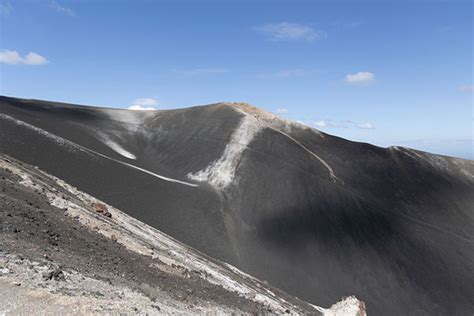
[{"x1": 1, "y1": 95, "x2": 473, "y2": 315}]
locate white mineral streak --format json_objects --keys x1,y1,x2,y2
[
  {"x1": 0, "y1": 114, "x2": 196, "y2": 187},
  {"x1": 312, "y1": 296, "x2": 366, "y2": 316},
  {"x1": 100, "y1": 134, "x2": 137, "y2": 159},
  {"x1": 187, "y1": 114, "x2": 262, "y2": 189},
  {"x1": 187, "y1": 103, "x2": 339, "y2": 189}
]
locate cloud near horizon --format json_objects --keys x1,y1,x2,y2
[
  {"x1": 0, "y1": 50, "x2": 48, "y2": 65},
  {"x1": 313, "y1": 119, "x2": 375, "y2": 130},
  {"x1": 254, "y1": 22, "x2": 327, "y2": 42},
  {"x1": 128, "y1": 98, "x2": 158, "y2": 110},
  {"x1": 313, "y1": 120, "x2": 328, "y2": 128},
  {"x1": 357, "y1": 122, "x2": 375, "y2": 129},
  {"x1": 276, "y1": 108, "x2": 289, "y2": 114},
  {"x1": 345, "y1": 71, "x2": 375, "y2": 86},
  {"x1": 313, "y1": 120, "x2": 348, "y2": 128}
]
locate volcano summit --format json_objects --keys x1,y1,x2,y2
[{"x1": 1, "y1": 95, "x2": 473, "y2": 315}]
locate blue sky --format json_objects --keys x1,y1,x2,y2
[{"x1": 1, "y1": 0, "x2": 472, "y2": 159}]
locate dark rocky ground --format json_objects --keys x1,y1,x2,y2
[{"x1": 0, "y1": 158, "x2": 283, "y2": 314}]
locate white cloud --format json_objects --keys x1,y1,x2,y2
[
  {"x1": 0, "y1": 50, "x2": 48, "y2": 65},
  {"x1": 49, "y1": 1, "x2": 75, "y2": 16},
  {"x1": 133, "y1": 98, "x2": 158, "y2": 107},
  {"x1": 357, "y1": 122, "x2": 375, "y2": 129},
  {"x1": 345, "y1": 71, "x2": 375, "y2": 86},
  {"x1": 129, "y1": 98, "x2": 158, "y2": 110},
  {"x1": 313, "y1": 120, "x2": 349, "y2": 128},
  {"x1": 128, "y1": 105, "x2": 157, "y2": 111},
  {"x1": 23, "y1": 52, "x2": 49, "y2": 65},
  {"x1": 313, "y1": 120, "x2": 350, "y2": 128},
  {"x1": 0, "y1": 50, "x2": 22, "y2": 64},
  {"x1": 174, "y1": 68, "x2": 228, "y2": 77},
  {"x1": 313, "y1": 120, "x2": 327, "y2": 128},
  {"x1": 257, "y1": 69, "x2": 310, "y2": 79},
  {"x1": 458, "y1": 85, "x2": 474, "y2": 93},
  {"x1": 276, "y1": 108, "x2": 289, "y2": 114},
  {"x1": 254, "y1": 22, "x2": 327, "y2": 42},
  {"x1": 312, "y1": 119, "x2": 375, "y2": 130}
]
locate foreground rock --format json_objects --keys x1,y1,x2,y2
[{"x1": 91, "y1": 202, "x2": 111, "y2": 217}]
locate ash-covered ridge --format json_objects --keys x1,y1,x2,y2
[{"x1": 1, "y1": 95, "x2": 473, "y2": 315}]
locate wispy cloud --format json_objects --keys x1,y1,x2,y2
[
  {"x1": 0, "y1": 2, "x2": 12, "y2": 16},
  {"x1": 313, "y1": 120, "x2": 350, "y2": 129},
  {"x1": 254, "y1": 22, "x2": 327, "y2": 42},
  {"x1": 312, "y1": 119, "x2": 375, "y2": 130},
  {"x1": 458, "y1": 84, "x2": 474, "y2": 93},
  {"x1": 173, "y1": 68, "x2": 228, "y2": 78},
  {"x1": 357, "y1": 122, "x2": 375, "y2": 129},
  {"x1": 129, "y1": 98, "x2": 158, "y2": 110},
  {"x1": 257, "y1": 69, "x2": 313, "y2": 79},
  {"x1": 49, "y1": 1, "x2": 75, "y2": 17},
  {"x1": 313, "y1": 120, "x2": 328, "y2": 128},
  {"x1": 345, "y1": 71, "x2": 375, "y2": 86},
  {"x1": 276, "y1": 108, "x2": 289, "y2": 114},
  {"x1": 0, "y1": 50, "x2": 48, "y2": 65}
]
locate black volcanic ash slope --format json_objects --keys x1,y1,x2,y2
[{"x1": 1, "y1": 95, "x2": 473, "y2": 315}]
